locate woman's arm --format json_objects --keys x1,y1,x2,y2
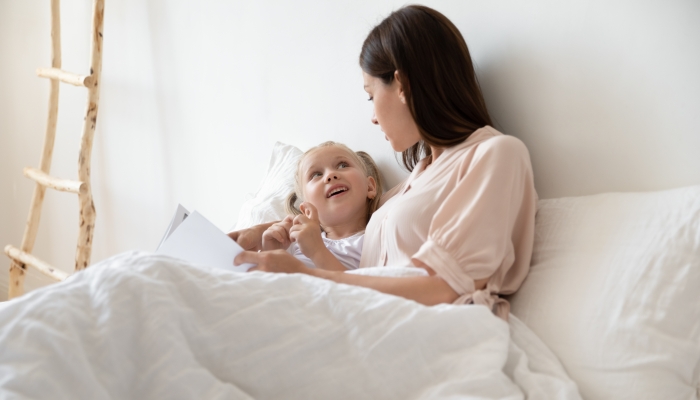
[
  {"x1": 313, "y1": 268, "x2": 460, "y2": 306},
  {"x1": 234, "y1": 250, "x2": 460, "y2": 306},
  {"x1": 227, "y1": 221, "x2": 278, "y2": 251}
]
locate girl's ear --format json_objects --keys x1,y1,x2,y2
[{"x1": 366, "y1": 176, "x2": 377, "y2": 200}]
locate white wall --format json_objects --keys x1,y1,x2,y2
[{"x1": 2, "y1": 0, "x2": 699, "y2": 300}]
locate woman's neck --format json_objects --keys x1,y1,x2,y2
[{"x1": 429, "y1": 145, "x2": 445, "y2": 163}]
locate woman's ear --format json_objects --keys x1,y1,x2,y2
[
  {"x1": 366, "y1": 176, "x2": 378, "y2": 200},
  {"x1": 394, "y1": 70, "x2": 407, "y2": 104}
]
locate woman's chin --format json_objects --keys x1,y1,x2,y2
[
  {"x1": 391, "y1": 142, "x2": 416, "y2": 153},
  {"x1": 387, "y1": 139, "x2": 405, "y2": 153}
]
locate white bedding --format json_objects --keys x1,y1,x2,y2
[{"x1": 0, "y1": 252, "x2": 579, "y2": 399}]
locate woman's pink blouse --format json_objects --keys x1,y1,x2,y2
[{"x1": 359, "y1": 126, "x2": 538, "y2": 319}]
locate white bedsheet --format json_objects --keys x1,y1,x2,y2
[{"x1": 0, "y1": 252, "x2": 580, "y2": 399}]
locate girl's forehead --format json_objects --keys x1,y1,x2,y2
[{"x1": 303, "y1": 146, "x2": 354, "y2": 167}]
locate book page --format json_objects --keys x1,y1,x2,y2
[
  {"x1": 156, "y1": 210, "x2": 255, "y2": 272},
  {"x1": 156, "y1": 204, "x2": 190, "y2": 251}
]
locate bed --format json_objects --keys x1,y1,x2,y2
[
  {"x1": 1, "y1": 1, "x2": 699, "y2": 399},
  {"x1": 0, "y1": 141, "x2": 698, "y2": 399}
]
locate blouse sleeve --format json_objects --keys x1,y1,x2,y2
[{"x1": 411, "y1": 135, "x2": 537, "y2": 316}]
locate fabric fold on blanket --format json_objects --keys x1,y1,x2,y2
[{"x1": 0, "y1": 252, "x2": 580, "y2": 400}]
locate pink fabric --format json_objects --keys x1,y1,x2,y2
[{"x1": 359, "y1": 126, "x2": 538, "y2": 320}]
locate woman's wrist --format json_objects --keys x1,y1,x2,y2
[{"x1": 306, "y1": 266, "x2": 342, "y2": 281}]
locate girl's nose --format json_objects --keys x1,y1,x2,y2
[{"x1": 326, "y1": 175, "x2": 338, "y2": 182}]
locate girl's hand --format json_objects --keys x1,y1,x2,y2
[
  {"x1": 234, "y1": 249, "x2": 309, "y2": 274},
  {"x1": 289, "y1": 202, "x2": 326, "y2": 260},
  {"x1": 262, "y1": 215, "x2": 294, "y2": 251}
]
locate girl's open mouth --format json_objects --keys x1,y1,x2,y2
[{"x1": 326, "y1": 186, "x2": 349, "y2": 198}]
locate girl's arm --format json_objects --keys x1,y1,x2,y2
[
  {"x1": 234, "y1": 250, "x2": 461, "y2": 306},
  {"x1": 289, "y1": 202, "x2": 349, "y2": 271}
]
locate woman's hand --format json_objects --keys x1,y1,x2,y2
[
  {"x1": 234, "y1": 249, "x2": 310, "y2": 274},
  {"x1": 262, "y1": 216, "x2": 294, "y2": 251},
  {"x1": 289, "y1": 203, "x2": 326, "y2": 260},
  {"x1": 227, "y1": 221, "x2": 276, "y2": 252}
]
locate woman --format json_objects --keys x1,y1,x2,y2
[{"x1": 232, "y1": 5, "x2": 537, "y2": 320}]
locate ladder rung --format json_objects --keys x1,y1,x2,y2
[
  {"x1": 4, "y1": 245, "x2": 69, "y2": 281},
  {"x1": 24, "y1": 167, "x2": 86, "y2": 194},
  {"x1": 36, "y1": 67, "x2": 95, "y2": 88}
]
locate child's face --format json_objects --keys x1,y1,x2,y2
[{"x1": 299, "y1": 146, "x2": 377, "y2": 228}]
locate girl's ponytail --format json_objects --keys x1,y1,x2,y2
[
  {"x1": 356, "y1": 151, "x2": 384, "y2": 223},
  {"x1": 285, "y1": 191, "x2": 302, "y2": 217}
]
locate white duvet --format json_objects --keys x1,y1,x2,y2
[{"x1": 0, "y1": 252, "x2": 580, "y2": 399}]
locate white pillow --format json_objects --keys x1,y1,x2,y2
[
  {"x1": 232, "y1": 142, "x2": 303, "y2": 230},
  {"x1": 508, "y1": 185, "x2": 700, "y2": 400}
]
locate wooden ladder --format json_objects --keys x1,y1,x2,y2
[{"x1": 4, "y1": 0, "x2": 105, "y2": 300}]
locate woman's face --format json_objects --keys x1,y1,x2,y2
[{"x1": 363, "y1": 72, "x2": 421, "y2": 152}]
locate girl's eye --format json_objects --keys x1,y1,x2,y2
[
  {"x1": 310, "y1": 172, "x2": 322, "y2": 179},
  {"x1": 338, "y1": 162, "x2": 348, "y2": 169}
]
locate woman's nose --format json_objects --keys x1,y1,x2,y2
[{"x1": 371, "y1": 112, "x2": 378, "y2": 125}]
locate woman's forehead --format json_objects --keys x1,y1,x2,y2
[{"x1": 362, "y1": 72, "x2": 379, "y2": 89}]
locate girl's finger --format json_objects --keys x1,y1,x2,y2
[
  {"x1": 234, "y1": 251, "x2": 260, "y2": 266},
  {"x1": 301, "y1": 202, "x2": 320, "y2": 222},
  {"x1": 293, "y1": 214, "x2": 308, "y2": 226},
  {"x1": 272, "y1": 230, "x2": 285, "y2": 243}
]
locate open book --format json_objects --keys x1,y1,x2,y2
[{"x1": 156, "y1": 204, "x2": 255, "y2": 272}]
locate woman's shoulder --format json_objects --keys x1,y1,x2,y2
[{"x1": 453, "y1": 126, "x2": 531, "y2": 162}]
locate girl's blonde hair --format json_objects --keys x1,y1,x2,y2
[{"x1": 285, "y1": 141, "x2": 384, "y2": 224}]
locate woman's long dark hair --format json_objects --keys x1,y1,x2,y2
[{"x1": 360, "y1": 5, "x2": 493, "y2": 171}]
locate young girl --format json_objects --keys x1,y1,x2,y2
[{"x1": 261, "y1": 141, "x2": 383, "y2": 271}]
